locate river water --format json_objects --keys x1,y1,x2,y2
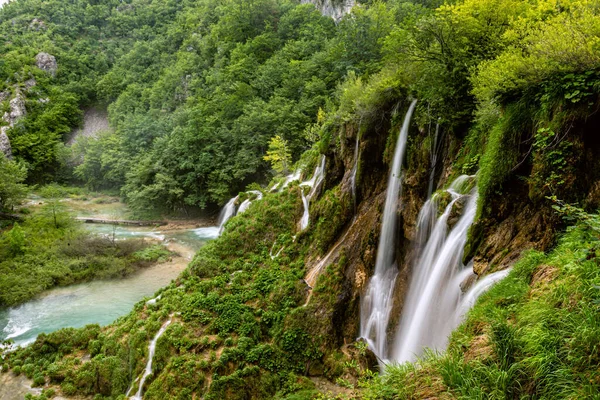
[{"x1": 0, "y1": 223, "x2": 218, "y2": 348}]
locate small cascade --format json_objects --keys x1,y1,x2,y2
[
  {"x1": 304, "y1": 155, "x2": 326, "y2": 200},
  {"x1": 298, "y1": 155, "x2": 327, "y2": 230},
  {"x1": 269, "y1": 242, "x2": 285, "y2": 260},
  {"x1": 350, "y1": 135, "x2": 360, "y2": 213},
  {"x1": 427, "y1": 123, "x2": 441, "y2": 198},
  {"x1": 275, "y1": 170, "x2": 302, "y2": 192},
  {"x1": 359, "y1": 100, "x2": 417, "y2": 361},
  {"x1": 130, "y1": 316, "x2": 173, "y2": 400},
  {"x1": 457, "y1": 268, "x2": 511, "y2": 319},
  {"x1": 391, "y1": 175, "x2": 480, "y2": 362},
  {"x1": 237, "y1": 190, "x2": 263, "y2": 214},
  {"x1": 300, "y1": 190, "x2": 310, "y2": 231},
  {"x1": 218, "y1": 196, "x2": 239, "y2": 234}
]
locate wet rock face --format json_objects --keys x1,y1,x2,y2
[
  {"x1": 301, "y1": 0, "x2": 354, "y2": 22},
  {"x1": 35, "y1": 52, "x2": 57, "y2": 77}
]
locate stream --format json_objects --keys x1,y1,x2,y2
[{"x1": 0, "y1": 197, "x2": 218, "y2": 349}]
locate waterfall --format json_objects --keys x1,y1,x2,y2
[
  {"x1": 218, "y1": 196, "x2": 238, "y2": 235},
  {"x1": 298, "y1": 155, "x2": 327, "y2": 230},
  {"x1": 427, "y1": 123, "x2": 441, "y2": 198},
  {"x1": 300, "y1": 190, "x2": 310, "y2": 231},
  {"x1": 130, "y1": 316, "x2": 173, "y2": 400},
  {"x1": 237, "y1": 190, "x2": 263, "y2": 214},
  {"x1": 359, "y1": 100, "x2": 417, "y2": 361},
  {"x1": 350, "y1": 135, "x2": 360, "y2": 212},
  {"x1": 391, "y1": 175, "x2": 481, "y2": 362},
  {"x1": 305, "y1": 155, "x2": 326, "y2": 200},
  {"x1": 274, "y1": 170, "x2": 301, "y2": 192}
]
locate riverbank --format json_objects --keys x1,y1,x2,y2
[{"x1": 1, "y1": 188, "x2": 217, "y2": 308}]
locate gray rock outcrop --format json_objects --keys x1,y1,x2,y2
[
  {"x1": 301, "y1": 0, "x2": 354, "y2": 22},
  {"x1": 35, "y1": 52, "x2": 57, "y2": 77},
  {"x1": 0, "y1": 91, "x2": 27, "y2": 159}
]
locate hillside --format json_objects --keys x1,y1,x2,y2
[{"x1": 1, "y1": 0, "x2": 600, "y2": 399}]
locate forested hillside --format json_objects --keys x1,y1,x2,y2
[{"x1": 1, "y1": 0, "x2": 600, "y2": 399}]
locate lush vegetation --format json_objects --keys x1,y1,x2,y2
[{"x1": 2, "y1": 0, "x2": 600, "y2": 398}]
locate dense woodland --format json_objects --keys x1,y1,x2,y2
[{"x1": 1, "y1": 0, "x2": 600, "y2": 398}]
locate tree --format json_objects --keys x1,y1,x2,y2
[
  {"x1": 39, "y1": 184, "x2": 68, "y2": 229},
  {"x1": 263, "y1": 135, "x2": 291, "y2": 174},
  {"x1": 6, "y1": 223, "x2": 25, "y2": 256},
  {"x1": 0, "y1": 154, "x2": 27, "y2": 212}
]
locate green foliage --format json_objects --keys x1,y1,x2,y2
[
  {"x1": 264, "y1": 135, "x2": 292, "y2": 175},
  {"x1": 133, "y1": 245, "x2": 171, "y2": 263},
  {"x1": 0, "y1": 153, "x2": 27, "y2": 211}
]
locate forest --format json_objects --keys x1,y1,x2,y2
[{"x1": 1, "y1": 0, "x2": 600, "y2": 399}]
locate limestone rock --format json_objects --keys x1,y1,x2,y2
[
  {"x1": 0, "y1": 91, "x2": 26, "y2": 160},
  {"x1": 24, "y1": 78, "x2": 37, "y2": 89},
  {"x1": 35, "y1": 52, "x2": 57, "y2": 77},
  {"x1": 0, "y1": 130, "x2": 12, "y2": 159},
  {"x1": 301, "y1": 0, "x2": 354, "y2": 22},
  {"x1": 4, "y1": 94, "x2": 26, "y2": 125},
  {"x1": 29, "y1": 18, "x2": 46, "y2": 30}
]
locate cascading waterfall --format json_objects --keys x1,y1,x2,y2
[
  {"x1": 299, "y1": 155, "x2": 327, "y2": 230},
  {"x1": 350, "y1": 135, "x2": 360, "y2": 212},
  {"x1": 300, "y1": 191, "x2": 310, "y2": 231},
  {"x1": 392, "y1": 175, "x2": 478, "y2": 362},
  {"x1": 427, "y1": 123, "x2": 441, "y2": 198},
  {"x1": 237, "y1": 190, "x2": 264, "y2": 214},
  {"x1": 218, "y1": 196, "x2": 238, "y2": 234},
  {"x1": 359, "y1": 99, "x2": 417, "y2": 361},
  {"x1": 273, "y1": 169, "x2": 301, "y2": 192},
  {"x1": 129, "y1": 315, "x2": 173, "y2": 400}
]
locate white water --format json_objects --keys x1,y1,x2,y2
[
  {"x1": 274, "y1": 169, "x2": 301, "y2": 192},
  {"x1": 350, "y1": 135, "x2": 360, "y2": 212},
  {"x1": 218, "y1": 196, "x2": 238, "y2": 234},
  {"x1": 427, "y1": 123, "x2": 441, "y2": 198},
  {"x1": 360, "y1": 100, "x2": 417, "y2": 361},
  {"x1": 300, "y1": 190, "x2": 310, "y2": 231},
  {"x1": 392, "y1": 179, "x2": 476, "y2": 362},
  {"x1": 130, "y1": 316, "x2": 173, "y2": 400},
  {"x1": 457, "y1": 268, "x2": 511, "y2": 319},
  {"x1": 390, "y1": 173, "x2": 505, "y2": 363},
  {"x1": 298, "y1": 155, "x2": 327, "y2": 230},
  {"x1": 237, "y1": 190, "x2": 263, "y2": 214}
]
